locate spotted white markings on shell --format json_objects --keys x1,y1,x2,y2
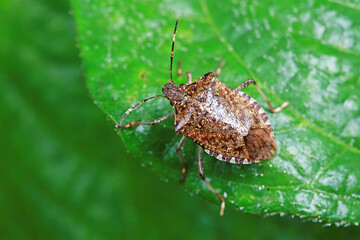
[
  {"x1": 204, "y1": 148, "x2": 253, "y2": 165},
  {"x1": 202, "y1": 83, "x2": 248, "y2": 135}
]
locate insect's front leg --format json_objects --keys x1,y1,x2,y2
[
  {"x1": 198, "y1": 146, "x2": 225, "y2": 216},
  {"x1": 115, "y1": 94, "x2": 175, "y2": 129},
  {"x1": 235, "y1": 79, "x2": 289, "y2": 113},
  {"x1": 116, "y1": 112, "x2": 174, "y2": 129}
]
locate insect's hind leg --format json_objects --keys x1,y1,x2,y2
[
  {"x1": 235, "y1": 79, "x2": 289, "y2": 113},
  {"x1": 176, "y1": 135, "x2": 187, "y2": 184},
  {"x1": 177, "y1": 60, "x2": 192, "y2": 84},
  {"x1": 197, "y1": 146, "x2": 225, "y2": 216}
]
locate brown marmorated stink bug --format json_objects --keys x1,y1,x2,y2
[{"x1": 115, "y1": 20, "x2": 289, "y2": 216}]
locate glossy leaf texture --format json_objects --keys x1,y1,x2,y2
[{"x1": 72, "y1": 0, "x2": 360, "y2": 224}]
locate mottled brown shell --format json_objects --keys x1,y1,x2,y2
[{"x1": 173, "y1": 72, "x2": 276, "y2": 164}]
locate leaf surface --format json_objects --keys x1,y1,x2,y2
[{"x1": 72, "y1": 0, "x2": 360, "y2": 224}]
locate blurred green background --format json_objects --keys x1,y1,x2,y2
[{"x1": 1, "y1": 0, "x2": 360, "y2": 239}]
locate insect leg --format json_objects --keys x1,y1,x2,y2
[
  {"x1": 235, "y1": 79, "x2": 289, "y2": 113},
  {"x1": 176, "y1": 135, "x2": 187, "y2": 184},
  {"x1": 177, "y1": 60, "x2": 192, "y2": 84},
  {"x1": 116, "y1": 112, "x2": 174, "y2": 129},
  {"x1": 115, "y1": 94, "x2": 173, "y2": 128},
  {"x1": 177, "y1": 60, "x2": 184, "y2": 76},
  {"x1": 198, "y1": 146, "x2": 225, "y2": 216},
  {"x1": 215, "y1": 60, "x2": 225, "y2": 76},
  {"x1": 234, "y1": 79, "x2": 256, "y2": 91},
  {"x1": 186, "y1": 72, "x2": 192, "y2": 84}
]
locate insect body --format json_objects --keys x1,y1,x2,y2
[
  {"x1": 164, "y1": 72, "x2": 277, "y2": 164},
  {"x1": 116, "y1": 20, "x2": 289, "y2": 216}
]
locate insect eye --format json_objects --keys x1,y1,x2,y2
[
  {"x1": 170, "y1": 100, "x2": 176, "y2": 106},
  {"x1": 179, "y1": 84, "x2": 185, "y2": 89}
]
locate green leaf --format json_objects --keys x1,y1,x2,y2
[{"x1": 72, "y1": 0, "x2": 360, "y2": 224}]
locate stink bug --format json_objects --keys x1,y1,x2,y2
[{"x1": 115, "y1": 20, "x2": 289, "y2": 216}]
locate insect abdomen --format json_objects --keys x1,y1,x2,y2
[
  {"x1": 243, "y1": 128, "x2": 277, "y2": 160},
  {"x1": 204, "y1": 148, "x2": 257, "y2": 164},
  {"x1": 202, "y1": 127, "x2": 276, "y2": 165}
]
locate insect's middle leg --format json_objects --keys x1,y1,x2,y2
[
  {"x1": 235, "y1": 79, "x2": 289, "y2": 113},
  {"x1": 198, "y1": 146, "x2": 225, "y2": 216},
  {"x1": 177, "y1": 60, "x2": 192, "y2": 84},
  {"x1": 176, "y1": 135, "x2": 187, "y2": 184}
]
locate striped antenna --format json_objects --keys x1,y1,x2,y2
[{"x1": 170, "y1": 19, "x2": 179, "y2": 84}]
